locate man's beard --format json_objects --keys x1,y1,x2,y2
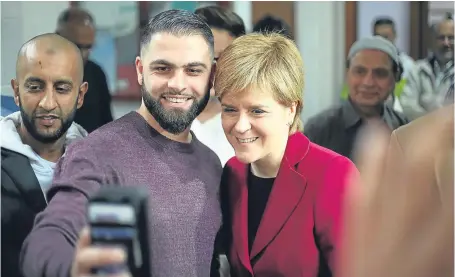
[
  {"x1": 19, "y1": 98, "x2": 78, "y2": 144},
  {"x1": 436, "y1": 46, "x2": 454, "y2": 63},
  {"x1": 141, "y1": 82, "x2": 210, "y2": 135}
]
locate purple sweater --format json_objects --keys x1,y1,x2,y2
[{"x1": 20, "y1": 112, "x2": 223, "y2": 277}]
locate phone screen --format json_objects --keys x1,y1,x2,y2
[{"x1": 88, "y1": 203, "x2": 142, "y2": 274}]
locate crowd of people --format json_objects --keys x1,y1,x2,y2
[{"x1": 1, "y1": 5, "x2": 453, "y2": 277}]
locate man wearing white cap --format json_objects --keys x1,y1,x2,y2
[{"x1": 304, "y1": 36, "x2": 409, "y2": 162}]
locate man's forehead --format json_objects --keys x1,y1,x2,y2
[
  {"x1": 351, "y1": 49, "x2": 392, "y2": 66},
  {"x1": 144, "y1": 33, "x2": 212, "y2": 63},
  {"x1": 18, "y1": 52, "x2": 79, "y2": 81},
  {"x1": 21, "y1": 40, "x2": 77, "y2": 59},
  {"x1": 20, "y1": 50, "x2": 71, "y2": 67},
  {"x1": 438, "y1": 21, "x2": 454, "y2": 34},
  {"x1": 376, "y1": 25, "x2": 393, "y2": 32},
  {"x1": 20, "y1": 63, "x2": 76, "y2": 82},
  {"x1": 60, "y1": 24, "x2": 95, "y2": 41}
]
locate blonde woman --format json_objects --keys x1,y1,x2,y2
[{"x1": 211, "y1": 33, "x2": 358, "y2": 277}]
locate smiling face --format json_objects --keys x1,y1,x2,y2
[
  {"x1": 347, "y1": 49, "x2": 395, "y2": 108},
  {"x1": 220, "y1": 86, "x2": 296, "y2": 164},
  {"x1": 135, "y1": 33, "x2": 214, "y2": 134},
  {"x1": 433, "y1": 19, "x2": 454, "y2": 64},
  {"x1": 12, "y1": 42, "x2": 87, "y2": 144}
]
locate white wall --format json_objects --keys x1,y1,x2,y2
[
  {"x1": 428, "y1": 1, "x2": 455, "y2": 24},
  {"x1": 1, "y1": 1, "x2": 69, "y2": 95},
  {"x1": 232, "y1": 1, "x2": 253, "y2": 33},
  {"x1": 357, "y1": 1, "x2": 410, "y2": 53},
  {"x1": 2, "y1": 1, "x2": 23, "y2": 95},
  {"x1": 296, "y1": 1, "x2": 346, "y2": 121}
]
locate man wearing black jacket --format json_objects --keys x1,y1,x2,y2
[
  {"x1": 56, "y1": 7, "x2": 113, "y2": 133},
  {"x1": 1, "y1": 33, "x2": 88, "y2": 277}
]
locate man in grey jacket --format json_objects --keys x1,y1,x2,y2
[
  {"x1": 401, "y1": 14, "x2": 454, "y2": 120},
  {"x1": 1, "y1": 33, "x2": 88, "y2": 277}
]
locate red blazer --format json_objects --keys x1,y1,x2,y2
[{"x1": 217, "y1": 132, "x2": 358, "y2": 277}]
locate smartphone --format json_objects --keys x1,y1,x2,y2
[{"x1": 87, "y1": 186, "x2": 151, "y2": 276}]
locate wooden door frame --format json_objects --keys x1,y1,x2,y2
[
  {"x1": 345, "y1": 1, "x2": 357, "y2": 59},
  {"x1": 410, "y1": 2, "x2": 430, "y2": 60}
]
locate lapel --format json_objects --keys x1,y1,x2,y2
[
  {"x1": 229, "y1": 159, "x2": 253, "y2": 273},
  {"x1": 250, "y1": 132, "x2": 310, "y2": 260},
  {"x1": 1, "y1": 148, "x2": 47, "y2": 213},
  {"x1": 228, "y1": 133, "x2": 311, "y2": 273}
]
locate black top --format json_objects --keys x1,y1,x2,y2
[
  {"x1": 247, "y1": 170, "x2": 275, "y2": 253},
  {"x1": 75, "y1": 60, "x2": 113, "y2": 133},
  {"x1": 304, "y1": 99, "x2": 409, "y2": 162},
  {"x1": 1, "y1": 148, "x2": 46, "y2": 277}
]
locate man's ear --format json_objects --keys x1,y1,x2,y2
[
  {"x1": 11, "y1": 79, "x2": 20, "y2": 106},
  {"x1": 76, "y1": 82, "x2": 89, "y2": 109},
  {"x1": 135, "y1": 56, "x2": 144, "y2": 86}
]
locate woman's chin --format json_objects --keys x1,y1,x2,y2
[{"x1": 234, "y1": 151, "x2": 259, "y2": 164}]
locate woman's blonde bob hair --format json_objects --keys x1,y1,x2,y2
[{"x1": 214, "y1": 32, "x2": 305, "y2": 133}]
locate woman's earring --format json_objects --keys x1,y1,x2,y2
[{"x1": 287, "y1": 121, "x2": 292, "y2": 127}]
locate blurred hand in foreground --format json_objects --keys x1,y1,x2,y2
[{"x1": 338, "y1": 117, "x2": 454, "y2": 277}]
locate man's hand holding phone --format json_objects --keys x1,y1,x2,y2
[{"x1": 71, "y1": 227, "x2": 131, "y2": 277}]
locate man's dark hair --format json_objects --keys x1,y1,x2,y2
[
  {"x1": 372, "y1": 17, "x2": 396, "y2": 34},
  {"x1": 252, "y1": 15, "x2": 292, "y2": 39},
  {"x1": 194, "y1": 6, "x2": 246, "y2": 38},
  {"x1": 140, "y1": 9, "x2": 214, "y2": 58}
]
